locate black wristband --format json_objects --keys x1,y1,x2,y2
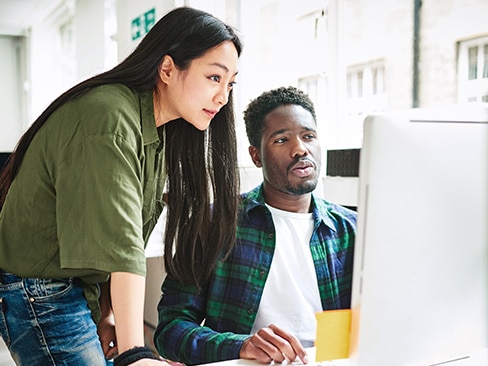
[{"x1": 114, "y1": 346, "x2": 160, "y2": 366}]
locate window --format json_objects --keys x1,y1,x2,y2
[
  {"x1": 298, "y1": 73, "x2": 328, "y2": 135},
  {"x1": 346, "y1": 60, "x2": 386, "y2": 118},
  {"x1": 298, "y1": 73, "x2": 327, "y2": 109},
  {"x1": 458, "y1": 36, "x2": 488, "y2": 103},
  {"x1": 58, "y1": 18, "x2": 75, "y2": 80},
  {"x1": 347, "y1": 64, "x2": 384, "y2": 100}
]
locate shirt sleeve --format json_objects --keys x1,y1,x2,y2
[
  {"x1": 313, "y1": 201, "x2": 357, "y2": 309},
  {"x1": 154, "y1": 276, "x2": 249, "y2": 365},
  {"x1": 56, "y1": 126, "x2": 146, "y2": 277}
]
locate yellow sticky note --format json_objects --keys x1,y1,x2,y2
[{"x1": 315, "y1": 309, "x2": 351, "y2": 361}]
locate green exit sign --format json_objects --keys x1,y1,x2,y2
[{"x1": 131, "y1": 8, "x2": 156, "y2": 41}]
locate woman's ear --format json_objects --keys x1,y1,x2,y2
[
  {"x1": 249, "y1": 145, "x2": 262, "y2": 168},
  {"x1": 158, "y1": 55, "x2": 175, "y2": 84}
]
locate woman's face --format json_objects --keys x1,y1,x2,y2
[{"x1": 156, "y1": 40, "x2": 239, "y2": 130}]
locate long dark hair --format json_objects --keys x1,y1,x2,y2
[{"x1": 0, "y1": 6, "x2": 242, "y2": 289}]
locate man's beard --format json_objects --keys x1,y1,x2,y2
[{"x1": 285, "y1": 177, "x2": 318, "y2": 196}]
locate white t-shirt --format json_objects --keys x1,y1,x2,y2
[
  {"x1": 145, "y1": 206, "x2": 167, "y2": 258},
  {"x1": 251, "y1": 204, "x2": 322, "y2": 347}
]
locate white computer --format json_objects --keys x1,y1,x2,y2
[{"x1": 348, "y1": 105, "x2": 488, "y2": 366}]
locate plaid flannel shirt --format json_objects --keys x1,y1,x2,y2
[{"x1": 154, "y1": 184, "x2": 357, "y2": 365}]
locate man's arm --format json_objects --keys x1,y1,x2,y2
[{"x1": 153, "y1": 276, "x2": 249, "y2": 365}]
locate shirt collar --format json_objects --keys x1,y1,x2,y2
[
  {"x1": 139, "y1": 90, "x2": 160, "y2": 146},
  {"x1": 242, "y1": 184, "x2": 338, "y2": 233}
]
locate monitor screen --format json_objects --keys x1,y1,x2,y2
[{"x1": 349, "y1": 105, "x2": 488, "y2": 366}]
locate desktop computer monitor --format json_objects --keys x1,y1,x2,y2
[{"x1": 349, "y1": 105, "x2": 488, "y2": 366}]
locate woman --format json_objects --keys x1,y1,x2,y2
[{"x1": 0, "y1": 6, "x2": 242, "y2": 366}]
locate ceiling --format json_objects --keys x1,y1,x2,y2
[{"x1": 0, "y1": 0, "x2": 62, "y2": 36}]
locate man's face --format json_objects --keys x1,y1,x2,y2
[{"x1": 250, "y1": 104, "x2": 321, "y2": 197}]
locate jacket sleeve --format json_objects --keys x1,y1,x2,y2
[{"x1": 153, "y1": 276, "x2": 250, "y2": 365}]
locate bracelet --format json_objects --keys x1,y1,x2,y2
[{"x1": 114, "y1": 346, "x2": 160, "y2": 366}]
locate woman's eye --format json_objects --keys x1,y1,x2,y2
[
  {"x1": 228, "y1": 81, "x2": 237, "y2": 89},
  {"x1": 209, "y1": 75, "x2": 221, "y2": 82}
]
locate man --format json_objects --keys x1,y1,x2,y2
[{"x1": 154, "y1": 86, "x2": 356, "y2": 365}]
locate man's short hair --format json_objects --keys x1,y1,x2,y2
[{"x1": 243, "y1": 86, "x2": 317, "y2": 148}]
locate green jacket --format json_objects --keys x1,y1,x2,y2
[{"x1": 0, "y1": 83, "x2": 165, "y2": 322}]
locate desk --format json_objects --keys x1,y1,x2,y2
[
  {"x1": 198, "y1": 348, "x2": 350, "y2": 366},
  {"x1": 198, "y1": 347, "x2": 488, "y2": 366}
]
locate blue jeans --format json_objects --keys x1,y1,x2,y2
[{"x1": 0, "y1": 270, "x2": 111, "y2": 365}]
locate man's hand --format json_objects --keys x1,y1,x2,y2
[{"x1": 239, "y1": 324, "x2": 309, "y2": 364}]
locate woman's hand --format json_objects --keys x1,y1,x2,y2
[
  {"x1": 110, "y1": 273, "x2": 186, "y2": 366},
  {"x1": 97, "y1": 312, "x2": 118, "y2": 359},
  {"x1": 98, "y1": 280, "x2": 118, "y2": 359}
]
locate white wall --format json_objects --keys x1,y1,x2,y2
[
  {"x1": 115, "y1": 0, "x2": 178, "y2": 61},
  {"x1": 75, "y1": 0, "x2": 106, "y2": 80},
  {"x1": 420, "y1": 0, "x2": 488, "y2": 107},
  {"x1": 0, "y1": 36, "x2": 26, "y2": 151},
  {"x1": 29, "y1": 1, "x2": 76, "y2": 119}
]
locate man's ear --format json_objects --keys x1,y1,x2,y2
[
  {"x1": 158, "y1": 55, "x2": 175, "y2": 84},
  {"x1": 249, "y1": 145, "x2": 262, "y2": 168}
]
